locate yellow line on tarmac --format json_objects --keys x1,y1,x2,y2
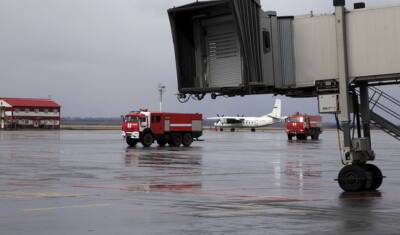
[{"x1": 23, "y1": 203, "x2": 111, "y2": 212}]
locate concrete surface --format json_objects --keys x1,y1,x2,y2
[{"x1": 0, "y1": 130, "x2": 399, "y2": 235}]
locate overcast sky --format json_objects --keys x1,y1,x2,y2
[{"x1": 0, "y1": 0, "x2": 399, "y2": 118}]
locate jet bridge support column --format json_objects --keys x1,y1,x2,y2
[
  {"x1": 334, "y1": 0, "x2": 383, "y2": 192},
  {"x1": 334, "y1": 0, "x2": 352, "y2": 164}
]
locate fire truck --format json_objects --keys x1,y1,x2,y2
[
  {"x1": 122, "y1": 110, "x2": 203, "y2": 147},
  {"x1": 285, "y1": 113, "x2": 322, "y2": 140}
]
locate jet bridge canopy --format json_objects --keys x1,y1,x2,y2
[{"x1": 168, "y1": 0, "x2": 271, "y2": 96}]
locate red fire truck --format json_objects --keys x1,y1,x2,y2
[
  {"x1": 285, "y1": 113, "x2": 322, "y2": 140},
  {"x1": 122, "y1": 110, "x2": 203, "y2": 147}
]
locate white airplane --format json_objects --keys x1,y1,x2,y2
[{"x1": 208, "y1": 99, "x2": 286, "y2": 132}]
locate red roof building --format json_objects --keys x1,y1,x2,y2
[{"x1": 0, "y1": 98, "x2": 61, "y2": 129}]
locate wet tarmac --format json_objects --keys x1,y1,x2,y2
[{"x1": 0, "y1": 130, "x2": 400, "y2": 234}]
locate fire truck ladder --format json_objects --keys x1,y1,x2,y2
[{"x1": 366, "y1": 87, "x2": 400, "y2": 141}]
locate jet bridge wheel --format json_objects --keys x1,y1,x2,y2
[
  {"x1": 338, "y1": 165, "x2": 367, "y2": 192},
  {"x1": 363, "y1": 164, "x2": 383, "y2": 191}
]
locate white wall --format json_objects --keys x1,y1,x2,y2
[{"x1": 12, "y1": 110, "x2": 59, "y2": 117}]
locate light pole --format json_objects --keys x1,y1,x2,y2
[{"x1": 158, "y1": 84, "x2": 166, "y2": 112}]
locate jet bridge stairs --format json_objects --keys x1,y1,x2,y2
[{"x1": 362, "y1": 87, "x2": 400, "y2": 141}]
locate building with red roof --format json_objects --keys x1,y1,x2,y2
[{"x1": 0, "y1": 98, "x2": 61, "y2": 129}]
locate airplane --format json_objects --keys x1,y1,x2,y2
[{"x1": 208, "y1": 99, "x2": 286, "y2": 132}]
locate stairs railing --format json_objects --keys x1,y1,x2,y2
[
  {"x1": 370, "y1": 111, "x2": 400, "y2": 141},
  {"x1": 357, "y1": 87, "x2": 400, "y2": 140},
  {"x1": 368, "y1": 87, "x2": 400, "y2": 121}
]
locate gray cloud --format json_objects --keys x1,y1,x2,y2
[{"x1": 0, "y1": 0, "x2": 398, "y2": 118}]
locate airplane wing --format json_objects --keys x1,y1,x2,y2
[{"x1": 207, "y1": 117, "x2": 245, "y2": 121}]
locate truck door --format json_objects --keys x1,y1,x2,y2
[{"x1": 140, "y1": 117, "x2": 148, "y2": 131}]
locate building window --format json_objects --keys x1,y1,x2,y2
[
  {"x1": 53, "y1": 109, "x2": 58, "y2": 113},
  {"x1": 25, "y1": 108, "x2": 29, "y2": 113},
  {"x1": 35, "y1": 109, "x2": 39, "y2": 113},
  {"x1": 44, "y1": 109, "x2": 48, "y2": 113}
]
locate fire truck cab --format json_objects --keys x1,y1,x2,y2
[{"x1": 122, "y1": 110, "x2": 203, "y2": 148}]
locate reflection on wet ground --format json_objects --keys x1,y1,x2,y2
[{"x1": 0, "y1": 130, "x2": 400, "y2": 234}]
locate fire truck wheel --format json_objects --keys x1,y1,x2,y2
[
  {"x1": 297, "y1": 134, "x2": 306, "y2": 140},
  {"x1": 169, "y1": 134, "x2": 182, "y2": 147},
  {"x1": 311, "y1": 134, "x2": 319, "y2": 140},
  {"x1": 141, "y1": 133, "x2": 154, "y2": 148},
  {"x1": 126, "y1": 138, "x2": 138, "y2": 147},
  {"x1": 288, "y1": 134, "x2": 293, "y2": 141},
  {"x1": 182, "y1": 133, "x2": 193, "y2": 147},
  {"x1": 157, "y1": 139, "x2": 167, "y2": 147}
]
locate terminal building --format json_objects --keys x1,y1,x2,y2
[{"x1": 0, "y1": 98, "x2": 61, "y2": 130}]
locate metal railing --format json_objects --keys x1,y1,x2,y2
[{"x1": 368, "y1": 87, "x2": 400, "y2": 122}]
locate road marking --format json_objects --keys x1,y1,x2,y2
[
  {"x1": 73, "y1": 183, "x2": 201, "y2": 193},
  {"x1": 0, "y1": 192, "x2": 89, "y2": 199},
  {"x1": 23, "y1": 203, "x2": 111, "y2": 212}
]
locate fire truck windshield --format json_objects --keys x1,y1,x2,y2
[
  {"x1": 288, "y1": 117, "x2": 304, "y2": 122},
  {"x1": 125, "y1": 116, "x2": 140, "y2": 122}
]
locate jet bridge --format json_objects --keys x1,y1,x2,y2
[
  {"x1": 168, "y1": 0, "x2": 400, "y2": 192},
  {"x1": 169, "y1": 0, "x2": 400, "y2": 98}
]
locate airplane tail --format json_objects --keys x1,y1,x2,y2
[{"x1": 264, "y1": 99, "x2": 281, "y2": 119}]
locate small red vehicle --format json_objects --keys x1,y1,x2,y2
[
  {"x1": 122, "y1": 109, "x2": 203, "y2": 147},
  {"x1": 285, "y1": 113, "x2": 322, "y2": 140}
]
